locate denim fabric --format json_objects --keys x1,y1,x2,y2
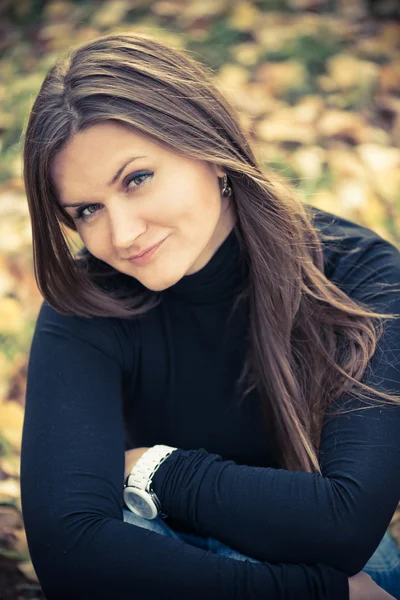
[
  {"x1": 362, "y1": 531, "x2": 400, "y2": 599},
  {"x1": 122, "y1": 508, "x2": 400, "y2": 598}
]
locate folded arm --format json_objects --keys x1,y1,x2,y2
[
  {"x1": 21, "y1": 302, "x2": 349, "y2": 599},
  {"x1": 153, "y1": 240, "x2": 400, "y2": 575}
]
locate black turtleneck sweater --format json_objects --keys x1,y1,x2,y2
[{"x1": 20, "y1": 206, "x2": 400, "y2": 599}]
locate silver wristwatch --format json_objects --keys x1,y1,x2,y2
[{"x1": 123, "y1": 444, "x2": 177, "y2": 520}]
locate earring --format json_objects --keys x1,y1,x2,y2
[{"x1": 221, "y1": 174, "x2": 232, "y2": 197}]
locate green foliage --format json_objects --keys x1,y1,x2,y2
[
  {"x1": 186, "y1": 19, "x2": 251, "y2": 71},
  {"x1": 0, "y1": 320, "x2": 35, "y2": 363},
  {"x1": 261, "y1": 27, "x2": 346, "y2": 76},
  {"x1": 0, "y1": 433, "x2": 13, "y2": 458}
]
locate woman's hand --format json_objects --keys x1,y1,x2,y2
[
  {"x1": 349, "y1": 572, "x2": 396, "y2": 599},
  {"x1": 124, "y1": 447, "x2": 150, "y2": 481}
]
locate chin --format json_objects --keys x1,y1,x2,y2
[
  {"x1": 155, "y1": 264, "x2": 193, "y2": 290},
  {"x1": 137, "y1": 273, "x2": 182, "y2": 293}
]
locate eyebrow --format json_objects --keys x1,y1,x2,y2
[{"x1": 60, "y1": 155, "x2": 147, "y2": 208}]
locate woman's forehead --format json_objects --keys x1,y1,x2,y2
[{"x1": 50, "y1": 125, "x2": 155, "y2": 189}]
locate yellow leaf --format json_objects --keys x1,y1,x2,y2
[
  {"x1": 326, "y1": 53, "x2": 379, "y2": 90},
  {"x1": 292, "y1": 96, "x2": 324, "y2": 123},
  {"x1": 227, "y1": 1, "x2": 260, "y2": 31},
  {"x1": 310, "y1": 189, "x2": 340, "y2": 216},
  {"x1": 0, "y1": 297, "x2": 24, "y2": 334},
  {"x1": 255, "y1": 60, "x2": 307, "y2": 96},
  {"x1": 231, "y1": 43, "x2": 262, "y2": 67},
  {"x1": 11, "y1": 527, "x2": 30, "y2": 558},
  {"x1": 0, "y1": 353, "x2": 11, "y2": 400},
  {"x1": 318, "y1": 110, "x2": 367, "y2": 144},
  {"x1": 1, "y1": 455, "x2": 20, "y2": 478},
  {"x1": 0, "y1": 400, "x2": 24, "y2": 452},
  {"x1": 256, "y1": 116, "x2": 316, "y2": 145},
  {"x1": 0, "y1": 478, "x2": 20, "y2": 502},
  {"x1": 216, "y1": 64, "x2": 249, "y2": 92},
  {"x1": 175, "y1": 0, "x2": 227, "y2": 25},
  {"x1": 91, "y1": 1, "x2": 131, "y2": 28},
  {"x1": 43, "y1": 1, "x2": 79, "y2": 21},
  {"x1": 371, "y1": 170, "x2": 400, "y2": 205},
  {"x1": 379, "y1": 59, "x2": 400, "y2": 94},
  {"x1": 18, "y1": 560, "x2": 39, "y2": 583},
  {"x1": 291, "y1": 147, "x2": 325, "y2": 180},
  {"x1": 0, "y1": 505, "x2": 23, "y2": 531},
  {"x1": 357, "y1": 144, "x2": 400, "y2": 173},
  {"x1": 326, "y1": 147, "x2": 366, "y2": 180}
]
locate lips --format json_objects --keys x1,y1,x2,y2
[{"x1": 127, "y1": 239, "x2": 165, "y2": 260}]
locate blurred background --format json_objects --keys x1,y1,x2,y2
[{"x1": 0, "y1": 0, "x2": 400, "y2": 597}]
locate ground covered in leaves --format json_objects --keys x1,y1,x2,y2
[{"x1": 1, "y1": 0, "x2": 400, "y2": 597}]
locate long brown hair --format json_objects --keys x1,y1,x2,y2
[{"x1": 23, "y1": 32, "x2": 400, "y2": 473}]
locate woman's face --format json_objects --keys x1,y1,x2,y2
[{"x1": 51, "y1": 121, "x2": 236, "y2": 291}]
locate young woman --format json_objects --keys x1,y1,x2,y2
[{"x1": 20, "y1": 32, "x2": 400, "y2": 599}]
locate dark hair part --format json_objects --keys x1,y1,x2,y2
[{"x1": 23, "y1": 32, "x2": 400, "y2": 473}]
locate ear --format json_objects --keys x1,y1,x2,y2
[{"x1": 212, "y1": 164, "x2": 226, "y2": 179}]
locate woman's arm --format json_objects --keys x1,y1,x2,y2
[
  {"x1": 21, "y1": 301, "x2": 349, "y2": 600},
  {"x1": 152, "y1": 240, "x2": 400, "y2": 576}
]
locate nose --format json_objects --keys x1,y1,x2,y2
[{"x1": 109, "y1": 203, "x2": 147, "y2": 251}]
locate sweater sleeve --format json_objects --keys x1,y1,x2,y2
[
  {"x1": 153, "y1": 239, "x2": 400, "y2": 576},
  {"x1": 20, "y1": 301, "x2": 349, "y2": 600}
]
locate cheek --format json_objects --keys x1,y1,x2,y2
[
  {"x1": 169, "y1": 182, "x2": 220, "y2": 223},
  {"x1": 78, "y1": 229, "x2": 107, "y2": 258}
]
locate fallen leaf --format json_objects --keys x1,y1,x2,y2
[
  {"x1": 227, "y1": 1, "x2": 260, "y2": 31},
  {"x1": 0, "y1": 505, "x2": 23, "y2": 531},
  {"x1": 291, "y1": 146, "x2": 326, "y2": 180},
  {"x1": 256, "y1": 113, "x2": 317, "y2": 145},
  {"x1": 177, "y1": 0, "x2": 228, "y2": 26},
  {"x1": 17, "y1": 559, "x2": 39, "y2": 583},
  {"x1": 0, "y1": 298, "x2": 24, "y2": 334},
  {"x1": 90, "y1": 0, "x2": 131, "y2": 28},
  {"x1": 231, "y1": 43, "x2": 262, "y2": 67},
  {"x1": 43, "y1": 1, "x2": 82, "y2": 22},
  {"x1": 0, "y1": 478, "x2": 20, "y2": 502},
  {"x1": 326, "y1": 53, "x2": 379, "y2": 90},
  {"x1": 371, "y1": 169, "x2": 400, "y2": 205},
  {"x1": 326, "y1": 147, "x2": 367, "y2": 179},
  {"x1": 357, "y1": 144, "x2": 400, "y2": 172},
  {"x1": 0, "y1": 401, "x2": 24, "y2": 452},
  {"x1": 335, "y1": 178, "x2": 371, "y2": 210},
  {"x1": 292, "y1": 95, "x2": 325, "y2": 123},
  {"x1": 255, "y1": 60, "x2": 308, "y2": 96},
  {"x1": 379, "y1": 59, "x2": 400, "y2": 95},
  {"x1": 310, "y1": 189, "x2": 342, "y2": 215},
  {"x1": 266, "y1": 122, "x2": 317, "y2": 145},
  {"x1": 216, "y1": 63, "x2": 250, "y2": 92},
  {"x1": 318, "y1": 110, "x2": 368, "y2": 144}
]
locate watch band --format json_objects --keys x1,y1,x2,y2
[{"x1": 124, "y1": 445, "x2": 177, "y2": 518}]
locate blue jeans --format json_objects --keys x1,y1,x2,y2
[{"x1": 122, "y1": 508, "x2": 400, "y2": 598}]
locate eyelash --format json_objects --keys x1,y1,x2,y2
[{"x1": 74, "y1": 170, "x2": 154, "y2": 222}]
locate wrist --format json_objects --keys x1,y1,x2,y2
[
  {"x1": 124, "y1": 447, "x2": 149, "y2": 481},
  {"x1": 124, "y1": 445, "x2": 178, "y2": 519},
  {"x1": 151, "y1": 447, "x2": 182, "y2": 497}
]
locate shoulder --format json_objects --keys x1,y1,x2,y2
[
  {"x1": 34, "y1": 300, "x2": 137, "y2": 372},
  {"x1": 307, "y1": 203, "x2": 393, "y2": 253},
  {"x1": 307, "y1": 204, "x2": 400, "y2": 288}
]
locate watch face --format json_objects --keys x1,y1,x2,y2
[
  {"x1": 135, "y1": 496, "x2": 148, "y2": 512},
  {"x1": 124, "y1": 487, "x2": 158, "y2": 520}
]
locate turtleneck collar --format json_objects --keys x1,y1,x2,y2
[{"x1": 166, "y1": 226, "x2": 248, "y2": 304}]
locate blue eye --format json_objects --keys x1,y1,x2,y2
[
  {"x1": 124, "y1": 170, "x2": 153, "y2": 190},
  {"x1": 75, "y1": 204, "x2": 100, "y2": 221},
  {"x1": 74, "y1": 170, "x2": 154, "y2": 222}
]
